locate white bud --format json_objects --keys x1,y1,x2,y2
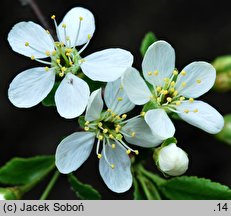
[
  {"x1": 158, "y1": 143, "x2": 189, "y2": 176},
  {"x1": 0, "y1": 193, "x2": 6, "y2": 200}
]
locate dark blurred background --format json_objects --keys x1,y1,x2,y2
[{"x1": 1, "y1": 0, "x2": 231, "y2": 199}]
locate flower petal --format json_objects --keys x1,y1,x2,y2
[
  {"x1": 81, "y1": 49, "x2": 133, "y2": 82},
  {"x1": 99, "y1": 141, "x2": 132, "y2": 193},
  {"x1": 176, "y1": 100, "x2": 224, "y2": 134},
  {"x1": 55, "y1": 73, "x2": 90, "y2": 119},
  {"x1": 104, "y1": 78, "x2": 135, "y2": 115},
  {"x1": 8, "y1": 21, "x2": 54, "y2": 58},
  {"x1": 122, "y1": 67, "x2": 152, "y2": 105},
  {"x1": 145, "y1": 109, "x2": 175, "y2": 139},
  {"x1": 175, "y1": 62, "x2": 216, "y2": 98},
  {"x1": 85, "y1": 88, "x2": 104, "y2": 121},
  {"x1": 142, "y1": 40, "x2": 175, "y2": 87},
  {"x1": 122, "y1": 117, "x2": 163, "y2": 147},
  {"x1": 55, "y1": 132, "x2": 95, "y2": 174},
  {"x1": 58, "y1": 7, "x2": 95, "y2": 47},
  {"x1": 8, "y1": 67, "x2": 55, "y2": 108}
]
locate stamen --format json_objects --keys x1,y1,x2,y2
[
  {"x1": 131, "y1": 132, "x2": 136, "y2": 137},
  {"x1": 184, "y1": 109, "x2": 189, "y2": 114},
  {"x1": 51, "y1": 15, "x2": 62, "y2": 43},
  {"x1": 74, "y1": 17, "x2": 84, "y2": 47},
  {"x1": 189, "y1": 98, "x2": 194, "y2": 103},
  {"x1": 154, "y1": 70, "x2": 158, "y2": 76},
  {"x1": 180, "y1": 96, "x2": 185, "y2": 101},
  {"x1": 196, "y1": 79, "x2": 201, "y2": 84},
  {"x1": 84, "y1": 127, "x2": 89, "y2": 131},
  {"x1": 193, "y1": 109, "x2": 198, "y2": 113},
  {"x1": 45, "y1": 67, "x2": 49, "y2": 72},
  {"x1": 103, "y1": 139, "x2": 115, "y2": 169},
  {"x1": 78, "y1": 34, "x2": 92, "y2": 55},
  {"x1": 181, "y1": 82, "x2": 186, "y2": 87},
  {"x1": 167, "y1": 97, "x2": 172, "y2": 103},
  {"x1": 148, "y1": 71, "x2": 152, "y2": 76},
  {"x1": 111, "y1": 143, "x2": 116, "y2": 149},
  {"x1": 181, "y1": 71, "x2": 186, "y2": 76},
  {"x1": 156, "y1": 86, "x2": 162, "y2": 92},
  {"x1": 117, "y1": 97, "x2": 123, "y2": 101},
  {"x1": 173, "y1": 70, "x2": 178, "y2": 75}
]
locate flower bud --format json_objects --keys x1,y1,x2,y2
[
  {"x1": 0, "y1": 188, "x2": 18, "y2": 200},
  {"x1": 156, "y1": 143, "x2": 189, "y2": 176}
]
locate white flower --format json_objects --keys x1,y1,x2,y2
[
  {"x1": 0, "y1": 193, "x2": 6, "y2": 200},
  {"x1": 122, "y1": 40, "x2": 224, "y2": 135},
  {"x1": 157, "y1": 143, "x2": 189, "y2": 176},
  {"x1": 55, "y1": 79, "x2": 164, "y2": 193},
  {"x1": 8, "y1": 7, "x2": 133, "y2": 119}
]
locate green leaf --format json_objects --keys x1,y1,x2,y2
[
  {"x1": 0, "y1": 156, "x2": 55, "y2": 185},
  {"x1": 140, "y1": 32, "x2": 157, "y2": 57},
  {"x1": 215, "y1": 114, "x2": 231, "y2": 145},
  {"x1": 68, "y1": 174, "x2": 101, "y2": 200},
  {"x1": 133, "y1": 177, "x2": 146, "y2": 200},
  {"x1": 42, "y1": 82, "x2": 60, "y2": 107},
  {"x1": 159, "y1": 176, "x2": 231, "y2": 200}
]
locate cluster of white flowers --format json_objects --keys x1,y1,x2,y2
[{"x1": 7, "y1": 7, "x2": 224, "y2": 193}]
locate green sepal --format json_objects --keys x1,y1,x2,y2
[
  {"x1": 42, "y1": 81, "x2": 60, "y2": 107},
  {"x1": 68, "y1": 174, "x2": 101, "y2": 200},
  {"x1": 78, "y1": 116, "x2": 86, "y2": 129},
  {"x1": 215, "y1": 114, "x2": 231, "y2": 145},
  {"x1": 140, "y1": 32, "x2": 157, "y2": 57}
]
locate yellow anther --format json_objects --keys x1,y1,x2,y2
[
  {"x1": 156, "y1": 86, "x2": 162, "y2": 92},
  {"x1": 45, "y1": 51, "x2": 50, "y2": 56},
  {"x1": 196, "y1": 79, "x2": 201, "y2": 84},
  {"x1": 109, "y1": 134, "x2": 114, "y2": 139},
  {"x1": 189, "y1": 98, "x2": 194, "y2": 103},
  {"x1": 140, "y1": 111, "x2": 146, "y2": 117},
  {"x1": 164, "y1": 78, "x2": 170, "y2": 83},
  {"x1": 111, "y1": 112, "x2": 116, "y2": 117},
  {"x1": 88, "y1": 34, "x2": 92, "y2": 40},
  {"x1": 175, "y1": 101, "x2": 181, "y2": 106},
  {"x1": 167, "y1": 97, "x2": 172, "y2": 103},
  {"x1": 170, "y1": 81, "x2": 175, "y2": 86},
  {"x1": 111, "y1": 144, "x2": 116, "y2": 149},
  {"x1": 107, "y1": 109, "x2": 112, "y2": 112},
  {"x1": 45, "y1": 67, "x2": 49, "y2": 72},
  {"x1": 62, "y1": 23, "x2": 66, "y2": 28},
  {"x1": 173, "y1": 70, "x2": 178, "y2": 75},
  {"x1": 84, "y1": 121, "x2": 90, "y2": 125},
  {"x1": 61, "y1": 67, "x2": 66, "y2": 72},
  {"x1": 25, "y1": 42, "x2": 29, "y2": 46},
  {"x1": 56, "y1": 59, "x2": 61, "y2": 64},
  {"x1": 84, "y1": 127, "x2": 89, "y2": 131},
  {"x1": 180, "y1": 96, "x2": 185, "y2": 101},
  {"x1": 115, "y1": 115, "x2": 120, "y2": 120},
  {"x1": 134, "y1": 150, "x2": 139, "y2": 155},
  {"x1": 115, "y1": 128, "x2": 120, "y2": 133},
  {"x1": 65, "y1": 48, "x2": 73, "y2": 53},
  {"x1": 154, "y1": 70, "x2": 158, "y2": 76},
  {"x1": 59, "y1": 72, "x2": 64, "y2": 77},
  {"x1": 66, "y1": 52, "x2": 71, "y2": 56},
  {"x1": 173, "y1": 91, "x2": 178, "y2": 97},
  {"x1": 131, "y1": 132, "x2": 136, "y2": 137},
  {"x1": 181, "y1": 70, "x2": 186, "y2": 76},
  {"x1": 69, "y1": 61, "x2": 73, "y2": 66},
  {"x1": 97, "y1": 154, "x2": 102, "y2": 159},
  {"x1": 163, "y1": 90, "x2": 168, "y2": 95},
  {"x1": 51, "y1": 15, "x2": 56, "y2": 20},
  {"x1": 116, "y1": 124, "x2": 121, "y2": 129},
  {"x1": 79, "y1": 16, "x2": 83, "y2": 21},
  {"x1": 169, "y1": 88, "x2": 175, "y2": 93},
  {"x1": 52, "y1": 50, "x2": 57, "y2": 55},
  {"x1": 181, "y1": 82, "x2": 186, "y2": 87},
  {"x1": 157, "y1": 97, "x2": 161, "y2": 103},
  {"x1": 103, "y1": 129, "x2": 108, "y2": 133},
  {"x1": 184, "y1": 109, "x2": 189, "y2": 114},
  {"x1": 122, "y1": 114, "x2": 127, "y2": 119},
  {"x1": 60, "y1": 42, "x2": 64, "y2": 47},
  {"x1": 80, "y1": 59, "x2": 86, "y2": 63},
  {"x1": 110, "y1": 164, "x2": 115, "y2": 169},
  {"x1": 46, "y1": 30, "x2": 50, "y2": 34},
  {"x1": 193, "y1": 109, "x2": 198, "y2": 113},
  {"x1": 117, "y1": 97, "x2": 123, "y2": 101},
  {"x1": 148, "y1": 71, "x2": 152, "y2": 76},
  {"x1": 98, "y1": 122, "x2": 103, "y2": 127},
  {"x1": 126, "y1": 149, "x2": 131, "y2": 154},
  {"x1": 98, "y1": 135, "x2": 104, "y2": 140},
  {"x1": 66, "y1": 36, "x2": 70, "y2": 41},
  {"x1": 31, "y1": 55, "x2": 35, "y2": 60}
]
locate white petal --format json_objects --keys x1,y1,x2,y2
[
  {"x1": 8, "y1": 67, "x2": 55, "y2": 108},
  {"x1": 122, "y1": 67, "x2": 152, "y2": 105},
  {"x1": 176, "y1": 100, "x2": 224, "y2": 134},
  {"x1": 55, "y1": 132, "x2": 95, "y2": 174},
  {"x1": 175, "y1": 62, "x2": 216, "y2": 98},
  {"x1": 55, "y1": 73, "x2": 90, "y2": 119},
  {"x1": 8, "y1": 21, "x2": 54, "y2": 58},
  {"x1": 122, "y1": 117, "x2": 163, "y2": 147},
  {"x1": 81, "y1": 49, "x2": 133, "y2": 82},
  {"x1": 104, "y1": 78, "x2": 135, "y2": 115},
  {"x1": 58, "y1": 7, "x2": 95, "y2": 47},
  {"x1": 99, "y1": 141, "x2": 132, "y2": 193},
  {"x1": 145, "y1": 109, "x2": 175, "y2": 139},
  {"x1": 142, "y1": 40, "x2": 175, "y2": 87},
  {"x1": 85, "y1": 88, "x2": 103, "y2": 121}
]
